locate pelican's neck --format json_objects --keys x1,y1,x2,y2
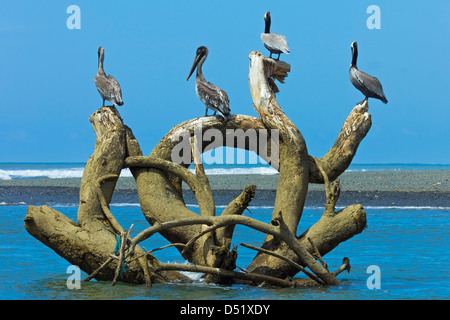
[
  {"x1": 351, "y1": 46, "x2": 358, "y2": 67},
  {"x1": 98, "y1": 52, "x2": 105, "y2": 75},
  {"x1": 264, "y1": 17, "x2": 271, "y2": 33},
  {"x1": 196, "y1": 56, "x2": 206, "y2": 81}
]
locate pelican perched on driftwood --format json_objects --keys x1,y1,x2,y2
[
  {"x1": 261, "y1": 11, "x2": 290, "y2": 60},
  {"x1": 187, "y1": 46, "x2": 231, "y2": 120},
  {"x1": 95, "y1": 47, "x2": 124, "y2": 107},
  {"x1": 349, "y1": 41, "x2": 387, "y2": 104}
]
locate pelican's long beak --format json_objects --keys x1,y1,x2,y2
[{"x1": 187, "y1": 53, "x2": 201, "y2": 81}]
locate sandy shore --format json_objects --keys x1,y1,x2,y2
[
  {"x1": 1, "y1": 170, "x2": 449, "y2": 208},
  {"x1": 1, "y1": 170, "x2": 449, "y2": 191}
]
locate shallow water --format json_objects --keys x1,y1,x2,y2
[{"x1": 0, "y1": 204, "x2": 448, "y2": 300}]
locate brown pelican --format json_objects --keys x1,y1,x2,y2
[
  {"x1": 261, "y1": 11, "x2": 290, "y2": 60},
  {"x1": 349, "y1": 42, "x2": 387, "y2": 104},
  {"x1": 186, "y1": 46, "x2": 231, "y2": 120},
  {"x1": 94, "y1": 47, "x2": 124, "y2": 107}
]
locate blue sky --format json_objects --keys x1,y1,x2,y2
[{"x1": 0, "y1": 1, "x2": 449, "y2": 164}]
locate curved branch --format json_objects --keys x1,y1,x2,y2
[
  {"x1": 124, "y1": 156, "x2": 197, "y2": 191},
  {"x1": 97, "y1": 174, "x2": 124, "y2": 234},
  {"x1": 151, "y1": 115, "x2": 268, "y2": 163},
  {"x1": 308, "y1": 101, "x2": 372, "y2": 183},
  {"x1": 124, "y1": 155, "x2": 214, "y2": 217}
]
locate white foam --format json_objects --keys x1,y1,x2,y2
[
  {"x1": 170, "y1": 260, "x2": 205, "y2": 281},
  {"x1": 0, "y1": 168, "x2": 84, "y2": 180},
  {"x1": 0, "y1": 168, "x2": 134, "y2": 180},
  {"x1": 0, "y1": 201, "x2": 27, "y2": 206},
  {"x1": 110, "y1": 203, "x2": 141, "y2": 207},
  {"x1": 0, "y1": 165, "x2": 278, "y2": 180},
  {"x1": 0, "y1": 171, "x2": 12, "y2": 180}
]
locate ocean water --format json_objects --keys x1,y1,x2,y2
[
  {"x1": 1, "y1": 162, "x2": 450, "y2": 180},
  {"x1": 0, "y1": 202, "x2": 448, "y2": 300}
]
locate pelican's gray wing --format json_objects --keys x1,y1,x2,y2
[
  {"x1": 107, "y1": 75, "x2": 123, "y2": 105},
  {"x1": 350, "y1": 68, "x2": 387, "y2": 103},
  {"x1": 197, "y1": 80, "x2": 230, "y2": 118},
  {"x1": 261, "y1": 33, "x2": 290, "y2": 54},
  {"x1": 94, "y1": 73, "x2": 123, "y2": 106},
  {"x1": 95, "y1": 74, "x2": 113, "y2": 101}
]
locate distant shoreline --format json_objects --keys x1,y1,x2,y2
[
  {"x1": 1, "y1": 170, "x2": 449, "y2": 208},
  {"x1": 1, "y1": 170, "x2": 449, "y2": 191}
]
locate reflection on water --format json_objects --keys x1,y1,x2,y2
[{"x1": 0, "y1": 205, "x2": 449, "y2": 300}]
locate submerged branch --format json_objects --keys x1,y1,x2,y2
[
  {"x1": 331, "y1": 257, "x2": 351, "y2": 277},
  {"x1": 158, "y1": 263, "x2": 295, "y2": 288},
  {"x1": 239, "y1": 242, "x2": 323, "y2": 284}
]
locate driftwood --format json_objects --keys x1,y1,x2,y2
[
  {"x1": 25, "y1": 51, "x2": 370, "y2": 288},
  {"x1": 25, "y1": 107, "x2": 187, "y2": 285}
]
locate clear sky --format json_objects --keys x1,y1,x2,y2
[{"x1": 1, "y1": 1, "x2": 449, "y2": 164}]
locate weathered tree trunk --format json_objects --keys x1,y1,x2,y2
[
  {"x1": 24, "y1": 51, "x2": 371, "y2": 288},
  {"x1": 25, "y1": 107, "x2": 187, "y2": 285}
]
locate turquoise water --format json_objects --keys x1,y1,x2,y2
[{"x1": 0, "y1": 203, "x2": 448, "y2": 300}]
